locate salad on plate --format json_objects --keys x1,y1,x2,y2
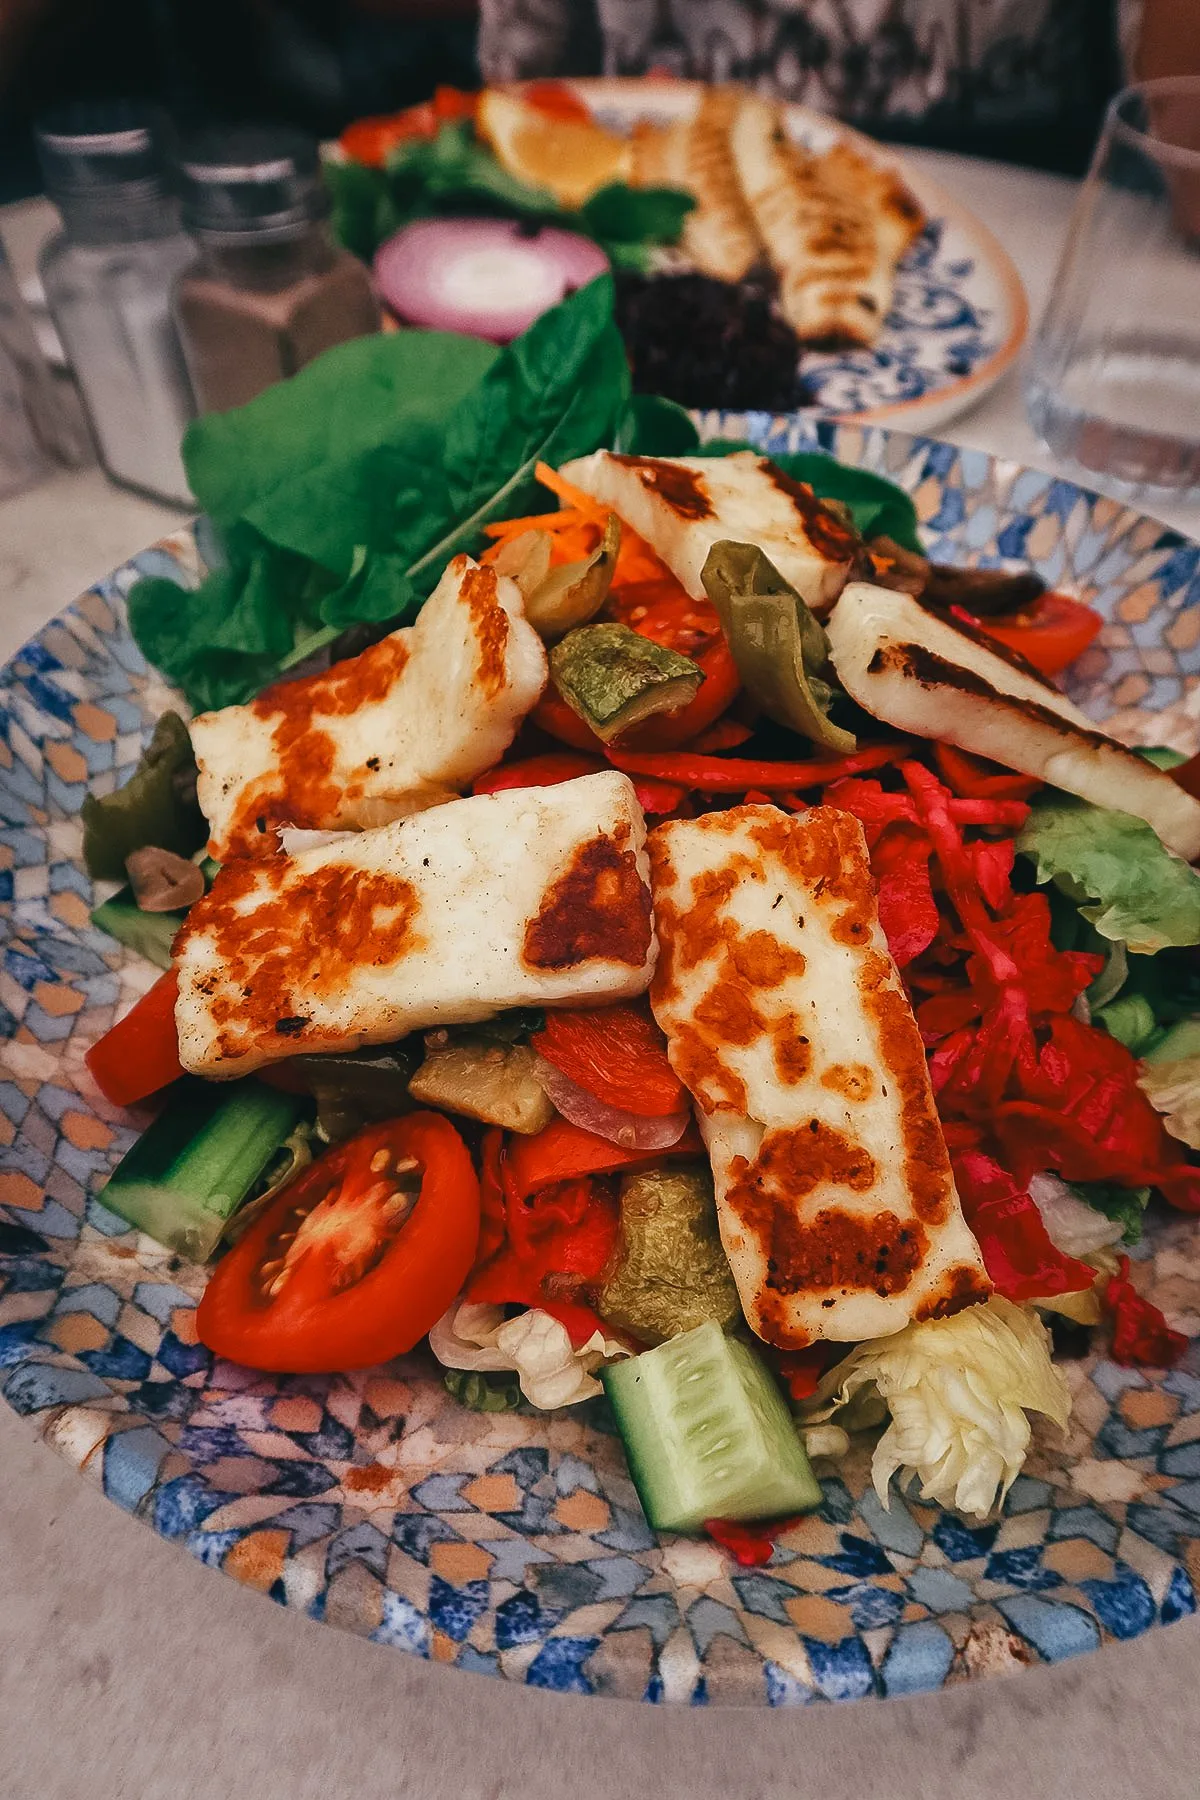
[{"x1": 81, "y1": 278, "x2": 1200, "y2": 1559}]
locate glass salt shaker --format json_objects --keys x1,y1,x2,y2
[
  {"x1": 172, "y1": 125, "x2": 380, "y2": 417},
  {"x1": 35, "y1": 102, "x2": 197, "y2": 506}
]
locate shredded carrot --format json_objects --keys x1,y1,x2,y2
[
  {"x1": 480, "y1": 460, "x2": 698, "y2": 601},
  {"x1": 533, "y1": 461, "x2": 608, "y2": 516},
  {"x1": 482, "y1": 509, "x2": 583, "y2": 537}
]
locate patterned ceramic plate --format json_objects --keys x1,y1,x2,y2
[
  {"x1": 3, "y1": 419, "x2": 1200, "y2": 1707},
  {"x1": 569, "y1": 79, "x2": 1029, "y2": 433}
]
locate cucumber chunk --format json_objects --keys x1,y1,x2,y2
[
  {"x1": 90, "y1": 893, "x2": 184, "y2": 969},
  {"x1": 99, "y1": 1080, "x2": 305, "y2": 1261},
  {"x1": 601, "y1": 1321, "x2": 822, "y2": 1533}
]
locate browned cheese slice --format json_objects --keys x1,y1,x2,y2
[
  {"x1": 632, "y1": 85, "x2": 763, "y2": 282},
  {"x1": 647, "y1": 804, "x2": 990, "y2": 1347},
  {"x1": 729, "y1": 92, "x2": 925, "y2": 347}
]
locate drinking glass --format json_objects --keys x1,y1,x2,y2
[{"x1": 1026, "y1": 76, "x2": 1200, "y2": 499}]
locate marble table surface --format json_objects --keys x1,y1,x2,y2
[{"x1": 3, "y1": 150, "x2": 1200, "y2": 1800}]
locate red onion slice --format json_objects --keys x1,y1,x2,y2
[
  {"x1": 532, "y1": 1054, "x2": 692, "y2": 1151},
  {"x1": 374, "y1": 218, "x2": 609, "y2": 344}
]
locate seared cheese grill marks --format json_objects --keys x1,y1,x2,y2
[
  {"x1": 632, "y1": 86, "x2": 762, "y2": 282},
  {"x1": 728, "y1": 96, "x2": 924, "y2": 348},
  {"x1": 648, "y1": 805, "x2": 990, "y2": 1347},
  {"x1": 558, "y1": 449, "x2": 859, "y2": 614},
  {"x1": 191, "y1": 555, "x2": 547, "y2": 861},
  {"x1": 175, "y1": 771, "x2": 655, "y2": 1079},
  {"x1": 827, "y1": 583, "x2": 1200, "y2": 861}
]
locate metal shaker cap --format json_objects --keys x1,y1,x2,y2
[
  {"x1": 35, "y1": 100, "x2": 173, "y2": 204},
  {"x1": 177, "y1": 126, "x2": 327, "y2": 244}
]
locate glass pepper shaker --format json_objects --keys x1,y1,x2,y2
[
  {"x1": 35, "y1": 102, "x2": 197, "y2": 506},
  {"x1": 172, "y1": 126, "x2": 380, "y2": 416}
]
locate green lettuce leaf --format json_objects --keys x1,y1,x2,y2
[
  {"x1": 127, "y1": 278, "x2": 630, "y2": 712},
  {"x1": 1016, "y1": 796, "x2": 1200, "y2": 954},
  {"x1": 1069, "y1": 1180, "x2": 1152, "y2": 1246}
]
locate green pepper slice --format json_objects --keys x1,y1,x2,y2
[{"x1": 701, "y1": 541, "x2": 855, "y2": 754}]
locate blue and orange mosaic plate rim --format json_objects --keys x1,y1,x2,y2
[{"x1": 3, "y1": 417, "x2": 1200, "y2": 1706}]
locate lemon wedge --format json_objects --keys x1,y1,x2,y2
[{"x1": 477, "y1": 89, "x2": 632, "y2": 210}]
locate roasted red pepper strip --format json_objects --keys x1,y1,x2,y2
[
  {"x1": 871, "y1": 825, "x2": 940, "y2": 969},
  {"x1": 85, "y1": 968, "x2": 184, "y2": 1108},
  {"x1": 775, "y1": 1345, "x2": 832, "y2": 1402},
  {"x1": 503, "y1": 1115, "x2": 700, "y2": 1200},
  {"x1": 473, "y1": 752, "x2": 603, "y2": 794},
  {"x1": 465, "y1": 1173, "x2": 619, "y2": 1314},
  {"x1": 472, "y1": 750, "x2": 685, "y2": 815},
  {"x1": 934, "y1": 742, "x2": 1041, "y2": 802},
  {"x1": 540, "y1": 1299, "x2": 616, "y2": 1347},
  {"x1": 620, "y1": 637, "x2": 741, "y2": 749},
  {"x1": 608, "y1": 742, "x2": 908, "y2": 792},
  {"x1": 476, "y1": 1128, "x2": 508, "y2": 1268},
  {"x1": 704, "y1": 1516, "x2": 803, "y2": 1567},
  {"x1": 533, "y1": 1003, "x2": 687, "y2": 1117},
  {"x1": 688, "y1": 716, "x2": 755, "y2": 752},
  {"x1": 1106, "y1": 1256, "x2": 1189, "y2": 1367}
]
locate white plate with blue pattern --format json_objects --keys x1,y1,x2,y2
[
  {"x1": 4, "y1": 420, "x2": 1200, "y2": 1706},
  {"x1": 573, "y1": 79, "x2": 1029, "y2": 434}
]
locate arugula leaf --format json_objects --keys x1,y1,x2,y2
[
  {"x1": 406, "y1": 274, "x2": 630, "y2": 583},
  {"x1": 127, "y1": 279, "x2": 629, "y2": 713},
  {"x1": 1070, "y1": 1181, "x2": 1152, "y2": 1246},
  {"x1": 1016, "y1": 796, "x2": 1200, "y2": 954},
  {"x1": 617, "y1": 394, "x2": 702, "y2": 456},
  {"x1": 183, "y1": 329, "x2": 499, "y2": 566}
]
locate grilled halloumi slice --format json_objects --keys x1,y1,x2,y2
[
  {"x1": 175, "y1": 771, "x2": 656, "y2": 1079},
  {"x1": 729, "y1": 93, "x2": 924, "y2": 347},
  {"x1": 190, "y1": 554, "x2": 547, "y2": 861},
  {"x1": 631, "y1": 86, "x2": 762, "y2": 282},
  {"x1": 827, "y1": 583, "x2": 1200, "y2": 861},
  {"x1": 558, "y1": 449, "x2": 859, "y2": 614},
  {"x1": 648, "y1": 804, "x2": 990, "y2": 1347}
]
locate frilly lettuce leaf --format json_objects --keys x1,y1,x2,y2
[
  {"x1": 428, "y1": 1300, "x2": 628, "y2": 1410},
  {"x1": 1139, "y1": 1016, "x2": 1200, "y2": 1151},
  {"x1": 800, "y1": 1296, "x2": 1070, "y2": 1520},
  {"x1": 1017, "y1": 797, "x2": 1200, "y2": 954}
]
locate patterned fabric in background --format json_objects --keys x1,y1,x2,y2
[{"x1": 477, "y1": 0, "x2": 1125, "y2": 173}]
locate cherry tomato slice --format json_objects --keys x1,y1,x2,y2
[
  {"x1": 196, "y1": 1115, "x2": 479, "y2": 1373},
  {"x1": 973, "y1": 592, "x2": 1102, "y2": 678}
]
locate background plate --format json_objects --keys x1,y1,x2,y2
[
  {"x1": 568, "y1": 78, "x2": 1029, "y2": 434},
  {"x1": 3, "y1": 420, "x2": 1200, "y2": 1706}
]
